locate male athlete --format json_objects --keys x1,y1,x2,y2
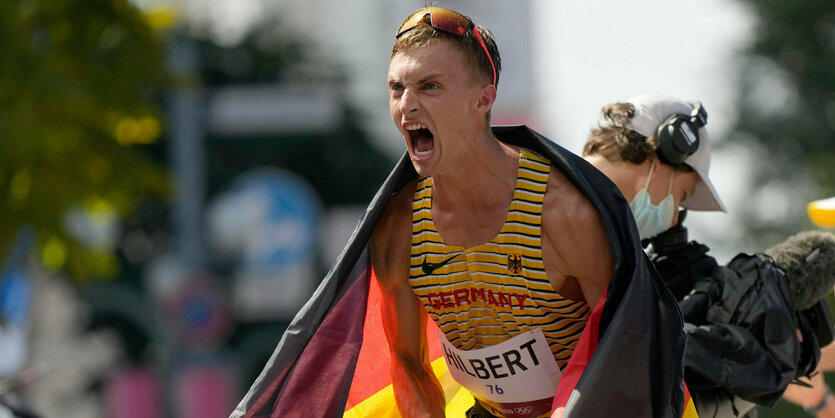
[{"x1": 370, "y1": 7, "x2": 686, "y2": 418}]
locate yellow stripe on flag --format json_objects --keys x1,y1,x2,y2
[
  {"x1": 344, "y1": 357, "x2": 472, "y2": 417},
  {"x1": 682, "y1": 397, "x2": 699, "y2": 418},
  {"x1": 343, "y1": 384, "x2": 399, "y2": 418},
  {"x1": 344, "y1": 355, "x2": 697, "y2": 417}
]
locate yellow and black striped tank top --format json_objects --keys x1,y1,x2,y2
[{"x1": 409, "y1": 148, "x2": 590, "y2": 370}]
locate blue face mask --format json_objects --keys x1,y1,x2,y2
[{"x1": 629, "y1": 161, "x2": 675, "y2": 240}]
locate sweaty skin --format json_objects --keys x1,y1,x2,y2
[{"x1": 371, "y1": 41, "x2": 612, "y2": 418}]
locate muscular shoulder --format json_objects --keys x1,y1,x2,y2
[
  {"x1": 541, "y1": 168, "x2": 612, "y2": 302},
  {"x1": 370, "y1": 178, "x2": 418, "y2": 287},
  {"x1": 541, "y1": 169, "x2": 606, "y2": 237}
]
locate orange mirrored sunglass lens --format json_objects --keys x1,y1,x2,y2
[{"x1": 396, "y1": 7, "x2": 471, "y2": 38}]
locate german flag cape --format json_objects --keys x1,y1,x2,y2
[{"x1": 230, "y1": 126, "x2": 686, "y2": 418}]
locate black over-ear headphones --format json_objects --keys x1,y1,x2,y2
[{"x1": 655, "y1": 101, "x2": 707, "y2": 166}]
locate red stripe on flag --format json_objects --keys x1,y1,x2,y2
[
  {"x1": 552, "y1": 293, "x2": 605, "y2": 411},
  {"x1": 345, "y1": 269, "x2": 443, "y2": 411}
]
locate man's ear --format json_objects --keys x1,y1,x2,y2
[{"x1": 475, "y1": 84, "x2": 497, "y2": 115}]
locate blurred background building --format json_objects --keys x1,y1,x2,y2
[{"x1": 0, "y1": 0, "x2": 833, "y2": 417}]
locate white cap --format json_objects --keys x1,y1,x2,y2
[{"x1": 624, "y1": 93, "x2": 727, "y2": 212}]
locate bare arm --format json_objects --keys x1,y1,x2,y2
[
  {"x1": 370, "y1": 183, "x2": 445, "y2": 417},
  {"x1": 782, "y1": 342, "x2": 835, "y2": 417},
  {"x1": 782, "y1": 372, "x2": 835, "y2": 418},
  {"x1": 541, "y1": 171, "x2": 614, "y2": 308},
  {"x1": 819, "y1": 342, "x2": 835, "y2": 372}
]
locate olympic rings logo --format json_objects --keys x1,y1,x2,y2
[{"x1": 513, "y1": 406, "x2": 534, "y2": 415}]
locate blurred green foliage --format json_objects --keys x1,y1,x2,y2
[
  {"x1": 0, "y1": 0, "x2": 169, "y2": 280},
  {"x1": 730, "y1": 0, "x2": 835, "y2": 245}
]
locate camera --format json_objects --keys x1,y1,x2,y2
[{"x1": 647, "y1": 209, "x2": 718, "y2": 301}]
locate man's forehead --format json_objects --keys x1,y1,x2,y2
[
  {"x1": 391, "y1": 39, "x2": 464, "y2": 60},
  {"x1": 390, "y1": 42, "x2": 467, "y2": 71}
]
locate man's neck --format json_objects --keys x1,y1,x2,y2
[
  {"x1": 426, "y1": 134, "x2": 520, "y2": 248},
  {"x1": 431, "y1": 135, "x2": 519, "y2": 213}
]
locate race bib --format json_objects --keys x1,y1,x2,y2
[{"x1": 440, "y1": 328, "x2": 560, "y2": 418}]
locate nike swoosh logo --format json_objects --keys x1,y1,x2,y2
[{"x1": 421, "y1": 254, "x2": 459, "y2": 275}]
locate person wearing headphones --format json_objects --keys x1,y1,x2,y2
[
  {"x1": 582, "y1": 93, "x2": 726, "y2": 252},
  {"x1": 582, "y1": 94, "x2": 835, "y2": 417},
  {"x1": 582, "y1": 95, "x2": 729, "y2": 307}
]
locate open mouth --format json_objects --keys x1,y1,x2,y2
[{"x1": 405, "y1": 123, "x2": 434, "y2": 157}]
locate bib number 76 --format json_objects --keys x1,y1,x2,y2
[{"x1": 487, "y1": 384, "x2": 504, "y2": 394}]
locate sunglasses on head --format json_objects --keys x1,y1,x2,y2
[{"x1": 396, "y1": 7, "x2": 497, "y2": 86}]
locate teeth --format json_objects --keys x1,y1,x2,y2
[
  {"x1": 404, "y1": 122, "x2": 431, "y2": 157},
  {"x1": 404, "y1": 123, "x2": 425, "y2": 131}
]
